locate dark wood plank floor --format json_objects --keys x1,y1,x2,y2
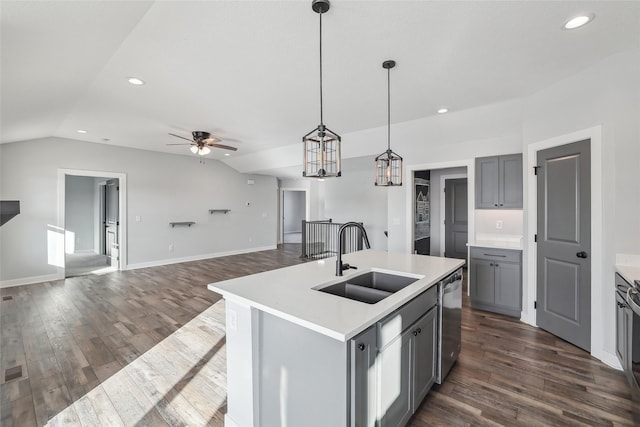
[{"x1": 1, "y1": 245, "x2": 633, "y2": 426}]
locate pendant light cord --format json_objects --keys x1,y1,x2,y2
[
  {"x1": 387, "y1": 66, "x2": 391, "y2": 151},
  {"x1": 319, "y1": 11, "x2": 324, "y2": 126}
]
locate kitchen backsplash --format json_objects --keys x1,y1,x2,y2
[{"x1": 475, "y1": 209, "x2": 523, "y2": 239}]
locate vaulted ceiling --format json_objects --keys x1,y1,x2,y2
[{"x1": 2, "y1": 1, "x2": 639, "y2": 176}]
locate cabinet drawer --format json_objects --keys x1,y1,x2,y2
[
  {"x1": 470, "y1": 247, "x2": 521, "y2": 263},
  {"x1": 377, "y1": 286, "x2": 437, "y2": 349}
]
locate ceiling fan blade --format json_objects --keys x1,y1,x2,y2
[
  {"x1": 168, "y1": 132, "x2": 194, "y2": 142},
  {"x1": 202, "y1": 137, "x2": 222, "y2": 144},
  {"x1": 209, "y1": 143, "x2": 238, "y2": 151},
  {"x1": 166, "y1": 143, "x2": 194, "y2": 146}
]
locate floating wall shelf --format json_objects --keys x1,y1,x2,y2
[
  {"x1": 170, "y1": 222, "x2": 195, "y2": 228},
  {"x1": 209, "y1": 209, "x2": 231, "y2": 214}
]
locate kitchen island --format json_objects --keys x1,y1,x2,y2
[{"x1": 208, "y1": 250, "x2": 464, "y2": 427}]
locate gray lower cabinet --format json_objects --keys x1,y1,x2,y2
[
  {"x1": 412, "y1": 307, "x2": 438, "y2": 408},
  {"x1": 351, "y1": 287, "x2": 438, "y2": 427},
  {"x1": 470, "y1": 247, "x2": 522, "y2": 317},
  {"x1": 475, "y1": 154, "x2": 523, "y2": 209},
  {"x1": 350, "y1": 326, "x2": 377, "y2": 427}
]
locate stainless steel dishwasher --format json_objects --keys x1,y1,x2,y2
[{"x1": 436, "y1": 268, "x2": 463, "y2": 384}]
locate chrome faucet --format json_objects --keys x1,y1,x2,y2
[{"x1": 336, "y1": 222, "x2": 371, "y2": 276}]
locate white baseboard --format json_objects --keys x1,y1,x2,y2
[
  {"x1": 224, "y1": 414, "x2": 241, "y2": 427},
  {"x1": 126, "y1": 245, "x2": 278, "y2": 271},
  {"x1": 600, "y1": 349, "x2": 623, "y2": 370},
  {"x1": 73, "y1": 249, "x2": 98, "y2": 254},
  {"x1": 0, "y1": 273, "x2": 64, "y2": 289}
]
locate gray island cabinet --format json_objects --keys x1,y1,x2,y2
[{"x1": 208, "y1": 250, "x2": 463, "y2": 427}]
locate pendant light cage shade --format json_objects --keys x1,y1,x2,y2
[
  {"x1": 375, "y1": 149, "x2": 403, "y2": 186},
  {"x1": 303, "y1": 125, "x2": 341, "y2": 178},
  {"x1": 375, "y1": 59, "x2": 403, "y2": 186},
  {"x1": 303, "y1": 0, "x2": 341, "y2": 179}
]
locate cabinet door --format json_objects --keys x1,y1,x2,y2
[
  {"x1": 470, "y1": 258, "x2": 495, "y2": 304},
  {"x1": 494, "y1": 262, "x2": 521, "y2": 311},
  {"x1": 350, "y1": 327, "x2": 377, "y2": 427},
  {"x1": 616, "y1": 294, "x2": 629, "y2": 370},
  {"x1": 412, "y1": 307, "x2": 437, "y2": 410},
  {"x1": 475, "y1": 156, "x2": 499, "y2": 208},
  {"x1": 378, "y1": 330, "x2": 413, "y2": 427},
  {"x1": 499, "y1": 154, "x2": 523, "y2": 208}
]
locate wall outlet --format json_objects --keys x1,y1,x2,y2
[
  {"x1": 496, "y1": 220, "x2": 503, "y2": 230},
  {"x1": 169, "y1": 243, "x2": 174, "y2": 252},
  {"x1": 135, "y1": 215, "x2": 141, "y2": 222}
]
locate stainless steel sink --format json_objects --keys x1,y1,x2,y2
[{"x1": 316, "y1": 271, "x2": 420, "y2": 304}]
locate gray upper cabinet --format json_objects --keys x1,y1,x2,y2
[{"x1": 475, "y1": 154, "x2": 523, "y2": 209}]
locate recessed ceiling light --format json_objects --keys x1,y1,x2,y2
[
  {"x1": 224, "y1": 153, "x2": 230, "y2": 157},
  {"x1": 127, "y1": 77, "x2": 145, "y2": 85},
  {"x1": 77, "y1": 130, "x2": 87, "y2": 134},
  {"x1": 437, "y1": 108, "x2": 449, "y2": 114},
  {"x1": 563, "y1": 13, "x2": 595, "y2": 30}
]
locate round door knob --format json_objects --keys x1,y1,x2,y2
[
  {"x1": 417, "y1": 328, "x2": 422, "y2": 334},
  {"x1": 358, "y1": 343, "x2": 365, "y2": 351},
  {"x1": 413, "y1": 330, "x2": 418, "y2": 336}
]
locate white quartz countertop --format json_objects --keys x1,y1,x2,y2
[{"x1": 207, "y1": 250, "x2": 464, "y2": 342}]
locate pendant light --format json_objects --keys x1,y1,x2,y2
[
  {"x1": 303, "y1": 0, "x2": 341, "y2": 179},
  {"x1": 375, "y1": 60, "x2": 403, "y2": 186}
]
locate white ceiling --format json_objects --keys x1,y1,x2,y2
[{"x1": 2, "y1": 1, "x2": 639, "y2": 176}]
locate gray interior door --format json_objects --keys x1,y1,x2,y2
[
  {"x1": 444, "y1": 178, "x2": 468, "y2": 260},
  {"x1": 536, "y1": 140, "x2": 591, "y2": 351},
  {"x1": 105, "y1": 179, "x2": 119, "y2": 266}
]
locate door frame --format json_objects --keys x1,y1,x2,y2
[
  {"x1": 279, "y1": 187, "x2": 309, "y2": 244},
  {"x1": 440, "y1": 173, "x2": 467, "y2": 257},
  {"x1": 524, "y1": 125, "x2": 605, "y2": 363},
  {"x1": 406, "y1": 160, "x2": 475, "y2": 255},
  {"x1": 57, "y1": 169, "x2": 127, "y2": 277}
]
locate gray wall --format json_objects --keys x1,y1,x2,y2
[
  {"x1": 521, "y1": 48, "x2": 640, "y2": 362},
  {"x1": 65, "y1": 175, "x2": 97, "y2": 252},
  {"x1": 0, "y1": 137, "x2": 278, "y2": 283},
  {"x1": 283, "y1": 191, "x2": 305, "y2": 233},
  {"x1": 322, "y1": 157, "x2": 388, "y2": 251}
]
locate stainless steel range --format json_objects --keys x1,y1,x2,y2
[
  {"x1": 617, "y1": 273, "x2": 640, "y2": 425},
  {"x1": 628, "y1": 280, "x2": 640, "y2": 425}
]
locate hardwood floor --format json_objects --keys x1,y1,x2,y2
[{"x1": 1, "y1": 245, "x2": 634, "y2": 426}]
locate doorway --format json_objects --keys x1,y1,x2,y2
[
  {"x1": 536, "y1": 139, "x2": 591, "y2": 351},
  {"x1": 525, "y1": 126, "x2": 603, "y2": 361},
  {"x1": 59, "y1": 169, "x2": 127, "y2": 278},
  {"x1": 413, "y1": 167, "x2": 468, "y2": 258},
  {"x1": 281, "y1": 189, "x2": 307, "y2": 244},
  {"x1": 444, "y1": 178, "x2": 468, "y2": 260}
]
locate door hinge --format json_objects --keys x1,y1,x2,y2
[
  {"x1": 534, "y1": 234, "x2": 537, "y2": 242},
  {"x1": 117, "y1": 186, "x2": 120, "y2": 191},
  {"x1": 117, "y1": 221, "x2": 120, "y2": 226},
  {"x1": 533, "y1": 166, "x2": 541, "y2": 175},
  {"x1": 534, "y1": 301, "x2": 537, "y2": 309}
]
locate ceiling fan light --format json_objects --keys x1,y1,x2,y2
[
  {"x1": 190, "y1": 146, "x2": 199, "y2": 154},
  {"x1": 200, "y1": 146, "x2": 211, "y2": 155}
]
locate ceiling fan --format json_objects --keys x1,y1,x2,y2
[{"x1": 167, "y1": 131, "x2": 238, "y2": 155}]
